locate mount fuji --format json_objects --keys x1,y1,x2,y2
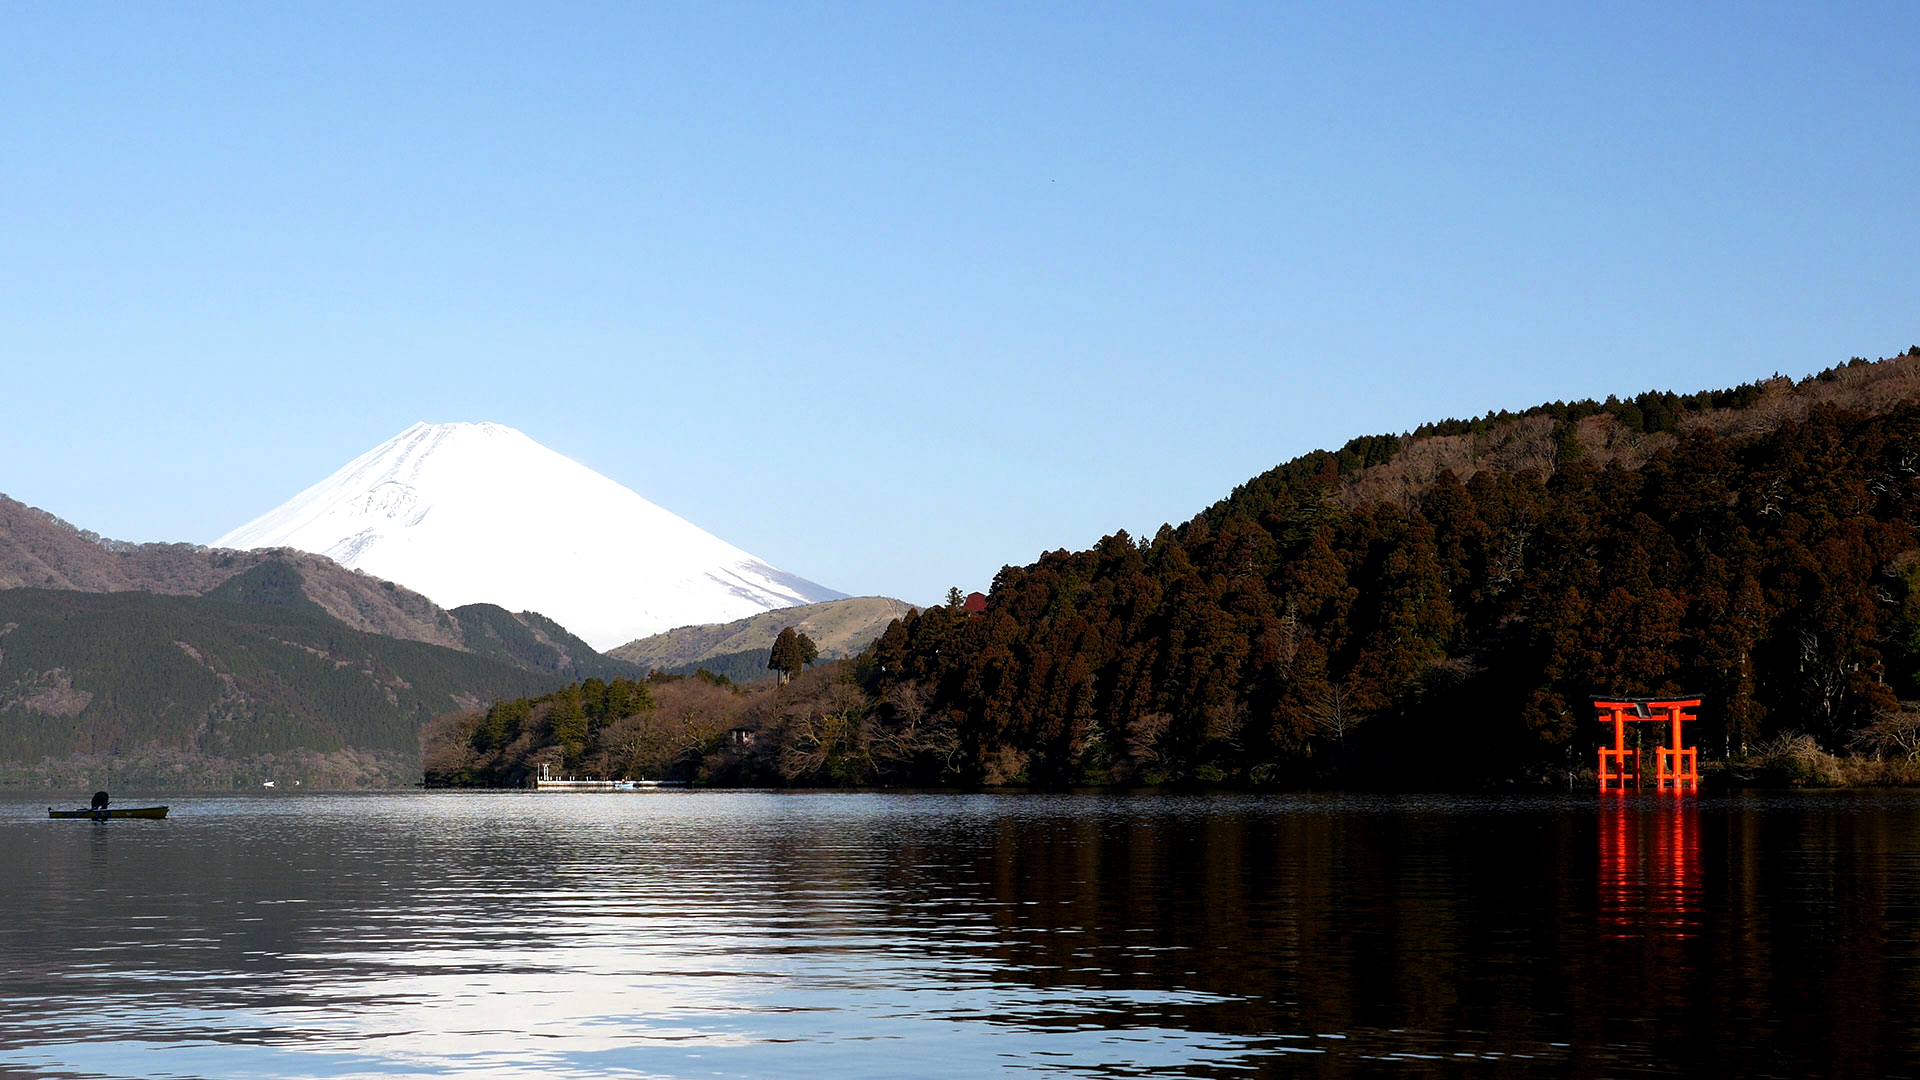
[{"x1": 214, "y1": 422, "x2": 846, "y2": 650}]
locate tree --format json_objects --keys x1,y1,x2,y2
[{"x1": 769, "y1": 627, "x2": 819, "y2": 685}]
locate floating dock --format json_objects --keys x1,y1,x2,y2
[{"x1": 532, "y1": 764, "x2": 688, "y2": 791}]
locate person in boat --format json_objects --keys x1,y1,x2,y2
[{"x1": 90, "y1": 790, "x2": 109, "y2": 811}]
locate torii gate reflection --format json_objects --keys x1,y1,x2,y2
[
  {"x1": 1593, "y1": 697, "x2": 1703, "y2": 938},
  {"x1": 1598, "y1": 794, "x2": 1701, "y2": 938}
]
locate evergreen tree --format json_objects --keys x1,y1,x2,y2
[{"x1": 769, "y1": 628, "x2": 818, "y2": 684}]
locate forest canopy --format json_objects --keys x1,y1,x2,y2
[{"x1": 861, "y1": 375, "x2": 1920, "y2": 787}]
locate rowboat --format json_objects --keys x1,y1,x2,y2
[{"x1": 48, "y1": 806, "x2": 169, "y2": 820}]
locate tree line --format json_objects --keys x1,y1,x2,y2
[{"x1": 423, "y1": 627, "x2": 823, "y2": 787}]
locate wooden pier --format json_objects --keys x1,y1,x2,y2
[{"x1": 532, "y1": 763, "x2": 688, "y2": 791}]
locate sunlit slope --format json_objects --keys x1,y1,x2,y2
[{"x1": 609, "y1": 596, "x2": 913, "y2": 673}]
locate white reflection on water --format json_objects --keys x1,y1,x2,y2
[
  {"x1": 1, "y1": 792, "x2": 1267, "y2": 1079},
  {"x1": 9, "y1": 965, "x2": 1257, "y2": 1079}
]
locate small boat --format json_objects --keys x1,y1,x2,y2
[{"x1": 48, "y1": 806, "x2": 169, "y2": 820}]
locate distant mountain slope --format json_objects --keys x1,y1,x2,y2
[
  {"x1": 608, "y1": 596, "x2": 914, "y2": 672},
  {"x1": 0, "y1": 564, "x2": 567, "y2": 788},
  {"x1": 214, "y1": 421, "x2": 846, "y2": 649},
  {"x1": 2, "y1": 493, "x2": 639, "y2": 680},
  {"x1": 450, "y1": 602, "x2": 642, "y2": 681},
  {"x1": 645, "y1": 648, "x2": 778, "y2": 686},
  {"x1": 1, "y1": 494, "x2": 466, "y2": 650}
]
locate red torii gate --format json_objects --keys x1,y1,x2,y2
[{"x1": 1593, "y1": 697, "x2": 1701, "y2": 791}]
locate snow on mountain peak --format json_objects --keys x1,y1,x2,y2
[{"x1": 214, "y1": 422, "x2": 845, "y2": 649}]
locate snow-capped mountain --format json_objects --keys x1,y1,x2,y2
[{"x1": 214, "y1": 422, "x2": 845, "y2": 650}]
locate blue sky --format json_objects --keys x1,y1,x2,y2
[{"x1": 4, "y1": 2, "x2": 1916, "y2": 608}]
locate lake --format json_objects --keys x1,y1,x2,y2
[{"x1": 2, "y1": 789, "x2": 1917, "y2": 1078}]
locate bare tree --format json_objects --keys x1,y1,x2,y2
[
  {"x1": 1852, "y1": 706, "x2": 1920, "y2": 761},
  {"x1": 1311, "y1": 681, "x2": 1357, "y2": 748}
]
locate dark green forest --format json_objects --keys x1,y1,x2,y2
[
  {"x1": 0, "y1": 562, "x2": 566, "y2": 787},
  {"x1": 859, "y1": 388, "x2": 1920, "y2": 787},
  {"x1": 449, "y1": 602, "x2": 642, "y2": 681},
  {"x1": 655, "y1": 647, "x2": 772, "y2": 686}
]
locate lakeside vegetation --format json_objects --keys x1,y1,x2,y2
[{"x1": 428, "y1": 354, "x2": 1920, "y2": 790}]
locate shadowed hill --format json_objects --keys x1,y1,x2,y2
[
  {"x1": 0, "y1": 564, "x2": 568, "y2": 787},
  {"x1": 450, "y1": 602, "x2": 643, "y2": 681}
]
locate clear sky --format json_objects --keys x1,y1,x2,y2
[{"x1": 4, "y1": 2, "x2": 1916, "y2": 608}]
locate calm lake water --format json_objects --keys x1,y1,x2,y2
[{"x1": 2, "y1": 789, "x2": 1917, "y2": 1079}]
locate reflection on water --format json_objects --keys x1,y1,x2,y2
[
  {"x1": 1598, "y1": 795, "x2": 1701, "y2": 939},
  {"x1": 2, "y1": 790, "x2": 1918, "y2": 1078}
]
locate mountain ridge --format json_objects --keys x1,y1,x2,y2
[
  {"x1": 2, "y1": 494, "x2": 468, "y2": 648},
  {"x1": 1, "y1": 493, "x2": 639, "y2": 681},
  {"x1": 1220, "y1": 350, "x2": 1920, "y2": 521},
  {"x1": 0, "y1": 565, "x2": 570, "y2": 788}
]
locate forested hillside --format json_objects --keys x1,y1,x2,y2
[
  {"x1": 449, "y1": 602, "x2": 642, "y2": 681},
  {"x1": 0, "y1": 563, "x2": 566, "y2": 788},
  {"x1": 858, "y1": 355, "x2": 1920, "y2": 786},
  {"x1": 423, "y1": 671, "x2": 754, "y2": 787},
  {"x1": 422, "y1": 355, "x2": 1920, "y2": 791}
]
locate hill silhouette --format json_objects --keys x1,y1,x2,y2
[{"x1": 850, "y1": 351, "x2": 1920, "y2": 787}]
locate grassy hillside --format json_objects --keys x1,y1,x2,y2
[
  {"x1": 609, "y1": 596, "x2": 913, "y2": 671},
  {"x1": 0, "y1": 565, "x2": 567, "y2": 788}
]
